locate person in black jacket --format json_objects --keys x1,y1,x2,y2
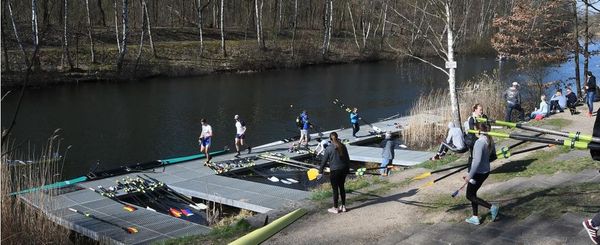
[
  {"x1": 585, "y1": 71, "x2": 597, "y2": 117},
  {"x1": 319, "y1": 132, "x2": 350, "y2": 213},
  {"x1": 565, "y1": 87, "x2": 578, "y2": 115}
]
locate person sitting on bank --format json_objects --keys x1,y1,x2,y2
[
  {"x1": 530, "y1": 95, "x2": 549, "y2": 120},
  {"x1": 431, "y1": 121, "x2": 467, "y2": 161},
  {"x1": 549, "y1": 89, "x2": 566, "y2": 114},
  {"x1": 566, "y1": 87, "x2": 578, "y2": 115}
]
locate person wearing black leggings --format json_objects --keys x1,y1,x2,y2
[
  {"x1": 464, "y1": 123, "x2": 498, "y2": 225},
  {"x1": 319, "y1": 132, "x2": 350, "y2": 214}
]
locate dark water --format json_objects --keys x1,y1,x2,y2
[{"x1": 2, "y1": 52, "x2": 598, "y2": 179}]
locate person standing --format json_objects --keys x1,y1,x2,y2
[
  {"x1": 380, "y1": 132, "x2": 394, "y2": 176},
  {"x1": 350, "y1": 108, "x2": 360, "y2": 138},
  {"x1": 464, "y1": 122, "x2": 498, "y2": 225},
  {"x1": 319, "y1": 132, "x2": 350, "y2": 214},
  {"x1": 502, "y1": 82, "x2": 525, "y2": 122},
  {"x1": 199, "y1": 118, "x2": 213, "y2": 164},
  {"x1": 234, "y1": 115, "x2": 251, "y2": 157},
  {"x1": 298, "y1": 110, "x2": 311, "y2": 146},
  {"x1": 585, "y1": 71, "x2": 597, "y2": 117}
]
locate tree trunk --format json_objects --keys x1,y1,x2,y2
[
  {"x1": 7, "y1": 0, "x2": 29, "y2": 67},
  {"x1": 116, "y1": 0, "x2": 129, "y2": 71},
  {"x1": 347, "y1": 3, "x2": 360, "y2": 50},
  {"x1": 142, "y1": 0, "x2": 156, "y2": 58},
  {"x1": 573, "y1": 0, "x2": 581, "y2": 95},
  {"x1": 31, "y1": 0, "x2": 41, "y2": 70},
  {"x1": 1, "y1": 17, "x2": 10, "y2": 72},
  {"x1": 277, "y1": 0, "x2": 282, "y2": 36},
  {"x1": 220, "y1": 0, "x2": 226, "y2": 57},
  {"x1": 583, "y1": 2, "x2": 589, "y2": 80},
  {"x1": 445, "y1": 2, "x2": 461, "y2": 127},
  {"x1": 85, "y1": 0, "x2": 96, "y2": 63},
  {"x1": 380, "y1": 0, "x2": 388, "y2": 49},
  {"x1": 97, "y1": 0, "x2": 107, "y2": 26},
  {"x1": 114, "y1": 0, "x2": 121, "y2": 52},
  {"x1": 135, "y1": 0, "x2": 145, "y2": 70},
  {"x1": 291, "y1": 0, "x2": 298, "y2": 57},
  {"x1": 196, "y1": 0, "x2": 204, "y2": 56},
  {"x1": 321, "y1": 0, "x2": 332, "y2": 56},
  {"x1": 255, "y1": 0, "x2": 265, "y2": 49},
  {"x1": 62, "y1": 0, "x2": 74, "y2": 70}
]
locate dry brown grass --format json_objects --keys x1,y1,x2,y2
[
  {"x1": 403, "y1": 72, "x2": 506, "y2": 149},
  {"x1": 1, "y1": 132, "x2": 74, "y2": 245}
]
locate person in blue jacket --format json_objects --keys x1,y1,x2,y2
[{"x1": 350, "y1": 108, "x2": 360, "y2": 138}]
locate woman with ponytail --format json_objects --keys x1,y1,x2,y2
[
  {"x1": 319, "y1": 132, "x2": 350, "y2": 213},
  {"x1": 464, "y1": 122, "x2": 499, "y2": 225}
]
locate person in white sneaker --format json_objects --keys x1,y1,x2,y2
[{"x1": 319, "y1": 132, "x2": 350, "y2": 214}]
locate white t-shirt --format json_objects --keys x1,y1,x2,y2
[
  {"x1": 235, "y1": 121, "x2": 246, "y2": 135},
  {"x1": 201, "y1": 124, "x2": 213, "y2": 138}
]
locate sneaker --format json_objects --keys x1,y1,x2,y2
[
  {"x1": 588, "y1": 112, "x2": 593, "y2": 118},
  {"x1": 465, "y1": 216, "x2": 480, "y2": 225},
  {"x1": 234, "y1": 152, "x2": 240, "y2": 157},
  {"x1": 339, "y1": 205, "x2": 347, "y2": 213},
  {"x1": 430, "y1": 155, "x2": 440, "y2": 161},
  {"x1": 583, "y1": 219, "x2": 599, "y2": 244},
  {"x1": 247, "y1": 147, "x2": 252, "y2": 154},
  {"x1": 490, "y1": 205, "x2": 499, "y2": 221},
  {"x1": 327, "y1": 207, "x2": 339, "y2": 214}
]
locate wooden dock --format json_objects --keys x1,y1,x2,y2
[{"x1": 19, "y1": 114, "x2": 436, "y2": 244}]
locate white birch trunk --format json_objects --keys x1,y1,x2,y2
[
  {"x1": 445, "y1": 2, "x2": 461, "y2": 127},
  {"x1": 220, "y1": 0, "x2": 226, "y2": 56},
  {"x1": 85, "y1": 0, "x2": 96, "y2": 63},
  {"x1": 291, "y1": 0, "x2": 298, "y2": 56},
  {"x1": 116, "y1": 0, "x2": 129, "y2": 70},
  {"x1": 114, "y1": 0, "x2": 121, "y2": 52},
  {"x1": 7, "y1": 0, "x2": 29, "y2": 67},
  {"x1": 62, "y1": 0, "x2": 74, "y2": 70},
  {"x1": 347, "y1": 3, "x2": 360, "y2": 50},
  {"x1": 142, "y1": 0, "x2": 156, "y2": 58},
  {"x1": 196, "y1": 0, "x2": 204, "y2": 56}
]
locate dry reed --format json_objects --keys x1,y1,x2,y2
[
  {"x1": 403, "y1": 72, "x2": 506, "y2": 149},
  {"x1": 1, "y1": 131, "x2": 74, "y2": 245}
]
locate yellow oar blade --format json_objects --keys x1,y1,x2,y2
[
  {"x1": 412, "y1": 172, "x2": 431, "y2": 181},
  {"x1": 420, "y1": 181, "x2": 434, "y2": 189},
  {"x1": 307, "y1": 168, "x2": 319, "y2": 181}
]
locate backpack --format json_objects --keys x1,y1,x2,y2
[{"x1": 240, "y1": 120, "x2": 246, "y2": 127}]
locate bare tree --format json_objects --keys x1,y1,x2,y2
[
  {"x1": 116, "y1": 0, "x2": 129, "y2": 71},
  {"x1": 1, "y1": 13, "x2": 10, "y2": 72},
  {"x1": 220, "y1": 0, "x2": 226, "y2": 56},
  {"x1": 380, "y1": 0, "x2": 388, "y2": 48},
  {"x1": 61, "y1": 0, "x2": 74, "y2": 70},
  {"x1": 255, "y1": 0, "x2": 265, "y2": 49},
  {"x1": 142, "y1": 0, "x2": 156, "y2": 58},
  {"x1": 321, "y1": 0, "x2": 333, "y2": 56},
  {"x1": 135, "y1": 0, "x2": 145, "y2": 70},
  {"x1": 31, "y1": 0, "x2": 41, "y2": 70},
  {"x1": 85, "y1": 0, "x2": 96, "y2": 63},
  {"x1": 573, "y1": 0, "x2": 581, "y2": 95},
  {"x1": 347, "y1": 2, "x2": 360, "y2": 50},
  {"x1": 291, "y1": 0, "x2": 298, "y2": 57},
  {"x1": 196, "y1": 0, "x2": 211, "y2": 56},
  {"x1": 7, "y1": 0, "x2": 29, "y2": 67},
  {"x1": 97, "y1": 0, "x2": 107, "y2": 26},
  {"x1": 114, "y1": 0, "x2": 121, "y2": 52},
  {"x1": 583, "y1": 0, "x2": 590, "y2": 78}
]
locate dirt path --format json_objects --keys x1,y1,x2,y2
[{"x1": 265, "y1": 102, "x2": 599, "y2": 245}]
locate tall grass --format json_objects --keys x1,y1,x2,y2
[
  {"x1": 1, "y1": 131, "x2": 74, "y2": 244},
  {"x1": 403, "y1": 72, "x2": 506, "y2": 148}
]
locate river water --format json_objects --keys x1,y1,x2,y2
[{"x1": 2, "y1": 51, "x2": 598, "y2": 178}]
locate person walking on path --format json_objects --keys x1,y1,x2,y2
[
  {"x1": 234, "y1": 115, "x2": 251, "y2": 157},
  {"x1": 199, "y1": 118, "x2": 213, "y2": 164},
  {"x1": 464, "y1": 122, "x2": 499, "y2": 225},
  {"x1": 530, "y1": 95, "x2": 549, "y2": 120},
  {"x1": 319, "y1": 132, "x2": 350, "y2": 214},
  {"x1": 431, "y1": 121, "x2": 466, "y2": 161},
  {"x1": 350, "y1": 108, "x2": 360, "y2": 138},
  {"x1": 380, "y1": 132, "x2": 394, "y2": 176},
  {"x1": 502, "y1": 82, "x2": 525, "y2": 122},
  {"x1": 464, "y1": 103, "x2": 487, "y2": 167},
  {"x1": 585, "y1": 71, "x2": 597, "y2": 117}
]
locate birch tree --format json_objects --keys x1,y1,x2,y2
[
  {"x1": 116, "y1": 0, "x2": 129, "y2": 71},
  {"x1": 62, "y1": 0, "x2": 74, "y2": 70},
  {"x1": 32, "y1": 0, "x2": 40, "y2": 69},
  {"x1": 321, "y1": 0, "x2": 333, "y2": 56},
  {"x1": 135, "y1": 0, "x2": 145, "y2": 69},
  {"x1": 387, "y1": 0, "x2": 470, "y2": 127},
  {"x1": 85, "y1": 0, "x2": 96, "y2": 63},
  {"x1": 291, "y1": 0, "x2": 298, "y2": 57},
  {"x1": 114, "y1": 0, "x2": 121, "y2": 52},
  {"x1": 255, "y1": 0, "x2": 265, "y2": 49},
  {"x1": 220, "y1": 0, "x2": 226, "y2": 56},
  {"x1": 7, "y1": 0, "x2": 29, "y2": 67},
  {"x1": 142, "y1": 0, "x2": 156, "y2": 58},
  {"x1": 573, "y1": 0, "x2": 581, "y2": 95}
]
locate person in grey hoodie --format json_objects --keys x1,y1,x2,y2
[
  {"x1": 319, "y1": 132, "x2": 350, "y2": 214},
  {"x1": 380, "y1": 132, "x2": 394, "y2": 176},
  {"x1": 503, "y1": 82, "x2": 525, "y2": 122},
  {"x1": 432, "y1": 121, "x2": 467, "y2": 160},
  {"x1": 464, "y1": 122, "x2": 499, "y2": 225}
]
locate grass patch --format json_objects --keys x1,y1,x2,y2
[
  {"x1": 527, "y1": 118, "x2": 570, "y2": 130},
  {"x1": 416, "y1": 154, "x2": 462, "y2": 170},
  {"x1": 157, "y1": 219, "x2": 252, "y2": 245},
  {"x1": 426, "y1": 183, "x2": 599, "y2": 221},
  {"x1": 490, "y1": 147, "x2": 595, "y2": 181}
]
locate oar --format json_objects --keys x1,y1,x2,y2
[
  {"x1": 420, "y1": 165, "x2": 469, "y2": 189},
  {"x1": 88, "y1": 187, "x2": 137, "y2": 212},
  {"x1": 333, "y1": 98, "x2": 382, "y2": 133},
  {"x1": 412, "y1": 163, "x2": 470, "y2": 181},
  {"x1": 68, "y1": 207, "x2": 138, "y2": 234},
  {"x1": 496, "y1": 144, "x2": 553, "y2": 159},
  {"x1": 140, "y1": 175, "x2": 207, "y2": 210},
  {"x1": 476, "y1": 117, "x2": 599, "y2": 143},
  {"x1": 467, "y1": 130, "x2": 600, "y2": 150},
  {"x1": 257, "y1": 154, "x2": 315, "y2": 169}
]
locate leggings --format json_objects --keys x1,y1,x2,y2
[
  {"x1": 592, "y1": 212, "x2": 600, "y2": 227},
  {"x1": 466, "y1": 173, "x2": 492, "y2": 216},
  {"x1": 330, "y1": 169, "x2": 348, "y2": 208},
  {"x1": 352, "y1": 123, "x2": 360, "y2": 136}
]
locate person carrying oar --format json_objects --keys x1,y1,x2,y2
[
  {"x1": 464, "y1": 122, "x2": 499, "y2": 225},
  {"x1": 319, "y1": 132, "x2": 350, "y2": 214},
  {"x1": 350, "y1": 107, "x2": 360, "y2": 138}
]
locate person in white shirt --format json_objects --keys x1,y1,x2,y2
[
  {"x1": 199, "y1": 118, "x2": 213, "y2": 163},
  {"x1": 234, "y1": 115, "x2": 251, "y2": 157}
]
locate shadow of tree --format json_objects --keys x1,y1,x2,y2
[
  {"x1": 350, "y1": 188, "x2": 438, "y2": 210},
  {"x1": 491, "y1": 158, "x2": 537, "y2": 174}
]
